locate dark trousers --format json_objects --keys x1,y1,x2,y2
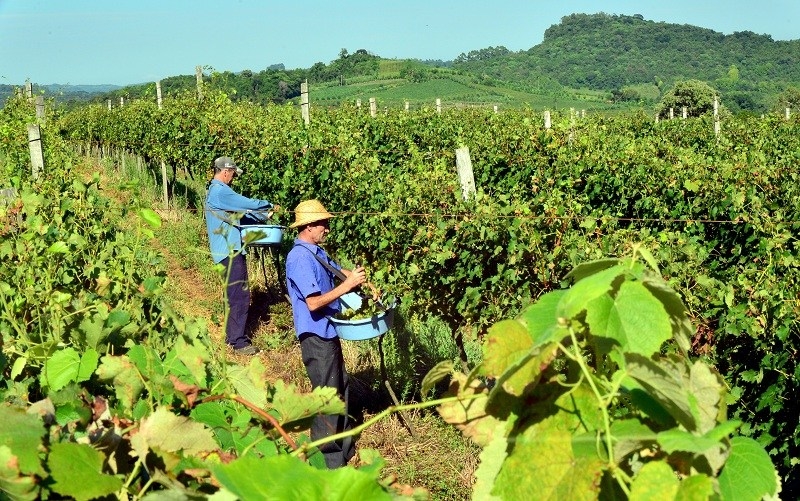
[
  {"x1": 299, "y1": 333, "x2": 355, "y2": 468},
  {"x1": 221, "y1": 254, "x2": 250, "y2": 349}
]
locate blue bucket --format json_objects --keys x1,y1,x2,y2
[
  {"x1": 241, "y1": 224, "x2": 284, "y2": 245},
  {"x1": 330, "y1": 293, "x2": 396, "y2": 341}
]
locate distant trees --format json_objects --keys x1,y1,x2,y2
[
  {"x1": 657, "y1": 79, "x2": 720, "y2": 117},
  {"x1": 774, "y1": 86, "x2": 800, "y2": 112},
  {"x1": 454, "y1": 46, "x2": 511, "y2": 64}
]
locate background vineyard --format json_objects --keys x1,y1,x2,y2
[
  {"x1": 1, "y1": 86, "x2": 797, "y2": 498},
  {"x1": 52, "y1": 89, "x2": 800, "y2": 494}
]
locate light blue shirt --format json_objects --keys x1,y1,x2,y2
[
  {"x1": 204, "y1": 179, "x2": 273, "y2": 263},
  {"x1": 285, "y1": 240, "x2": 342, "y2": 339}
]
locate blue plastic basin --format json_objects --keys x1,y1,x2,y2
[
  {"x1": 330, "y1": 297, "x2": 396, "y2": 341},
  {"x1": 241, "y1": 224, "x2": 284, "y2": 245}
]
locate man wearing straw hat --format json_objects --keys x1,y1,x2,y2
[
  {"x1": 205, "y1": 156, "x2": 276, "y2": 356},
  {"x1": 285, "y1": 199, "x2": 365, "y2": 468}
]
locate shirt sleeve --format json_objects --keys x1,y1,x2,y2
[
  {"x1": 209, "y1": 183, "x2": 272, "y2": 212},
  {"x1": 286, "y1": 250, "x2": 323, "y2": 300}
]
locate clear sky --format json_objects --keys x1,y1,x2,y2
[{"x1": 1, "y1": 0, "x2": 798, "y2": 86}]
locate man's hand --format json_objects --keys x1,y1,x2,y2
[{"x1": 344, "y1": 266, "x2": 366, "y2": 291}]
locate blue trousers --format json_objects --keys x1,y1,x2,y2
[
  {"x1": 299, "y1": 333, "x2": 355, "y2": 468},
  {"x1": 221, "y1": 254, "x2": 250, "y2": 349}
]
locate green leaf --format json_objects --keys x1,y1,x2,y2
[
  {"x1": 138, "y1": 208, "x2": 162, "y2": 229},
  {"x1": 471, "y1": 425, "x2": 509, "y2": 501},
  {"x1": 0, "y1": 406, "x2": 46, "y2": 476},
  {"x1": 517, "y1": 290, "x2": 568, "y2": 347},
  {"x1": 718, "y1": 437, "x2": 778, "y2": 501},
  {"x1": 558, "y1": 264, "x2": 626, "y2": 319},
  {"x1": 79, "y1": 314, "x2": 106, "y2": 350},
  {"x1": 493, "y1": 400, "x2": 605, "y2": 500},
  {"x1": 227, "y1": 357, "x2": 269, "y2": 408},
  {"x1": 657, "y1": 429, "x2": 723, "y2": 454},
  {"x1": 608, "y1": 419, "x2": 657, "y2": 463},
  {"x1": 562, "y1": 258, "x2": 622, "y2": 284},
  {"x1": 10, "y1": 356, "x2": 26, "y2": 380},
  {"x1": 629, "y1": 460, "x2": 679, "y2": 500},
  {"x1": 41, "y1": 348, "x2": 96, "y2": 391},
  {"x1": 625, "y1": 354, "x2": 724, "y2": 433},
  {"x1": 48, "y1": 443, "x2": 123, "y2": 501},
  {"x1": 174, "y1": 335, "x2": 210, "y2": 388},
  {"x1": 130, "y1": 408, "x2": 218, "y2": 460},
  {"x1": 437, "y1": 372, "x2": 505, "y2": 447},
  {"x1": 95, "y1": 355, "x2": 145, "y2": 413},
  {"x1": 213, "y1": 455, "x2": 391, "y2": 500},
  {"x1": 268, "y1": 380, "x2": 345, "y2": 431},
  {"x1": 480, "y1": 319, "x2": 556, "y2": 396},
  {"x1": 0, "y1": 445, "x2": 39, "y2": 501},
  {"x1": 642, "y1": 279, "x2": 693, "y2": 354},
  {"x1": 593, "y1": 281, "x2": 672, "y2": 357},
  {"x1": 421, "y1": 360, "x2": 454, "y2": 397},
  {"x1": 47, "y1": 241, "x2": 69, "y2": 254}
]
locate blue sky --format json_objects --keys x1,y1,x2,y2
[{"x1": 1, "y1": 0, "x2": 798, "y2": 86}]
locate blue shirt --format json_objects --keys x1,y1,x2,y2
[
  {"x1": 285, "y1": 240, "x2": 342, "y2": 339},
  {"x1": 204, "y1": 179, "x2": 273, "y2": 263}
]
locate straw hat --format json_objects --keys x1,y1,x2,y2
[{"x1": 290, "y1": 199, "x2": 335, "y2": 228}]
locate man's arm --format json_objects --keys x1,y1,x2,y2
[{"x1": 305, "y1": 266, "x2": 366, "y2": 312}]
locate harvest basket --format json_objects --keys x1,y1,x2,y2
[
  {"x1": 330, "y1": 292, "x2": 396, "y2": 341},
  {"x1": 241, "y1": 224, "x2": 284, "y2": 246}
]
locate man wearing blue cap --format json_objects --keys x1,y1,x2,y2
[{"x1": 205, "y1": 156, "x2": 276, "y2": 355}]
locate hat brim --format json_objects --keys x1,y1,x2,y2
[{"x1": 289, "y1": 213, "x2": 334, "y2": 228}]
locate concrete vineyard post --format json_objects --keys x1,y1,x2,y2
[
  {"x1": 196, "y1": 65, "x2": 203, "y2": 100},
  {"x1": 27, "y1": 124, "x2": 44, "y2": 180},
  {"x1": 369, "y1": 98, "x2": 376, "y2": 118},
  {"x1": 156, "y1": 80, "x2": 163, "y2": 110},
  {"x1": 301, "y1": 81, "x2": 309, "y2": 125},
  {"x1": 455, "y1": 147, "x2": 476, "y2": 200}
]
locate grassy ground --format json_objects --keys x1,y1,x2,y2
[{"x1": 94, "y1": 152, "x2": 480, "y2": 500}]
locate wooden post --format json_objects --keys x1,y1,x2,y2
[
  {"x1": 156, "y1": 80, "x2": 163, "y2": 109},
  {"x1": 196, "y1": 65, "x2": 203, "y2": 100},
  {"x1": 27, "y1": 124, "x2": 44, "y2": 180},
  {"x1": 436, "y1": 98, "x2": 441, "y2": 114},
  {"x1": 300, "y1": 81, "x2": 310, "y2": 125},
  {"x1": 161, "y1": 160, "x2": 169, "y2": 210},
  {"x1": 369, "y1": 98, "x2": 376, "y2": 118},
  {"x1": 544, "y1": 110, "x2": 551, "y2": 129},
  {"x1": 455, "y1": 147, "x2": 476, "y2": 200}
]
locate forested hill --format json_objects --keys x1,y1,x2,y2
[{"x1": 454, "y1": 13, "x2": 800, "y2": 107}]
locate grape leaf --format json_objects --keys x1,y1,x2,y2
[
  {"x1": 130, "y1": 407, "x2": 217, "y2": 459},
  {"x1": 718, "y1": 437, "x2": 779, "y2": 501},
  {"x1": 48, "y1": 443, "x2": 123, "y2": 501},
  {"x1": 213, "y1": 455, "x2": 391, "y2": 500},
  {"x1": 0, "y1": 406, "x2": 46, "y2": 476}
]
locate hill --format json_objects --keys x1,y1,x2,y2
[
  {"x1": 9, "y1": 13, "x2": 799, "y2": 113},
  {"x1": 453, "y1": 13, "x2": 800, "y2": 112}
]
